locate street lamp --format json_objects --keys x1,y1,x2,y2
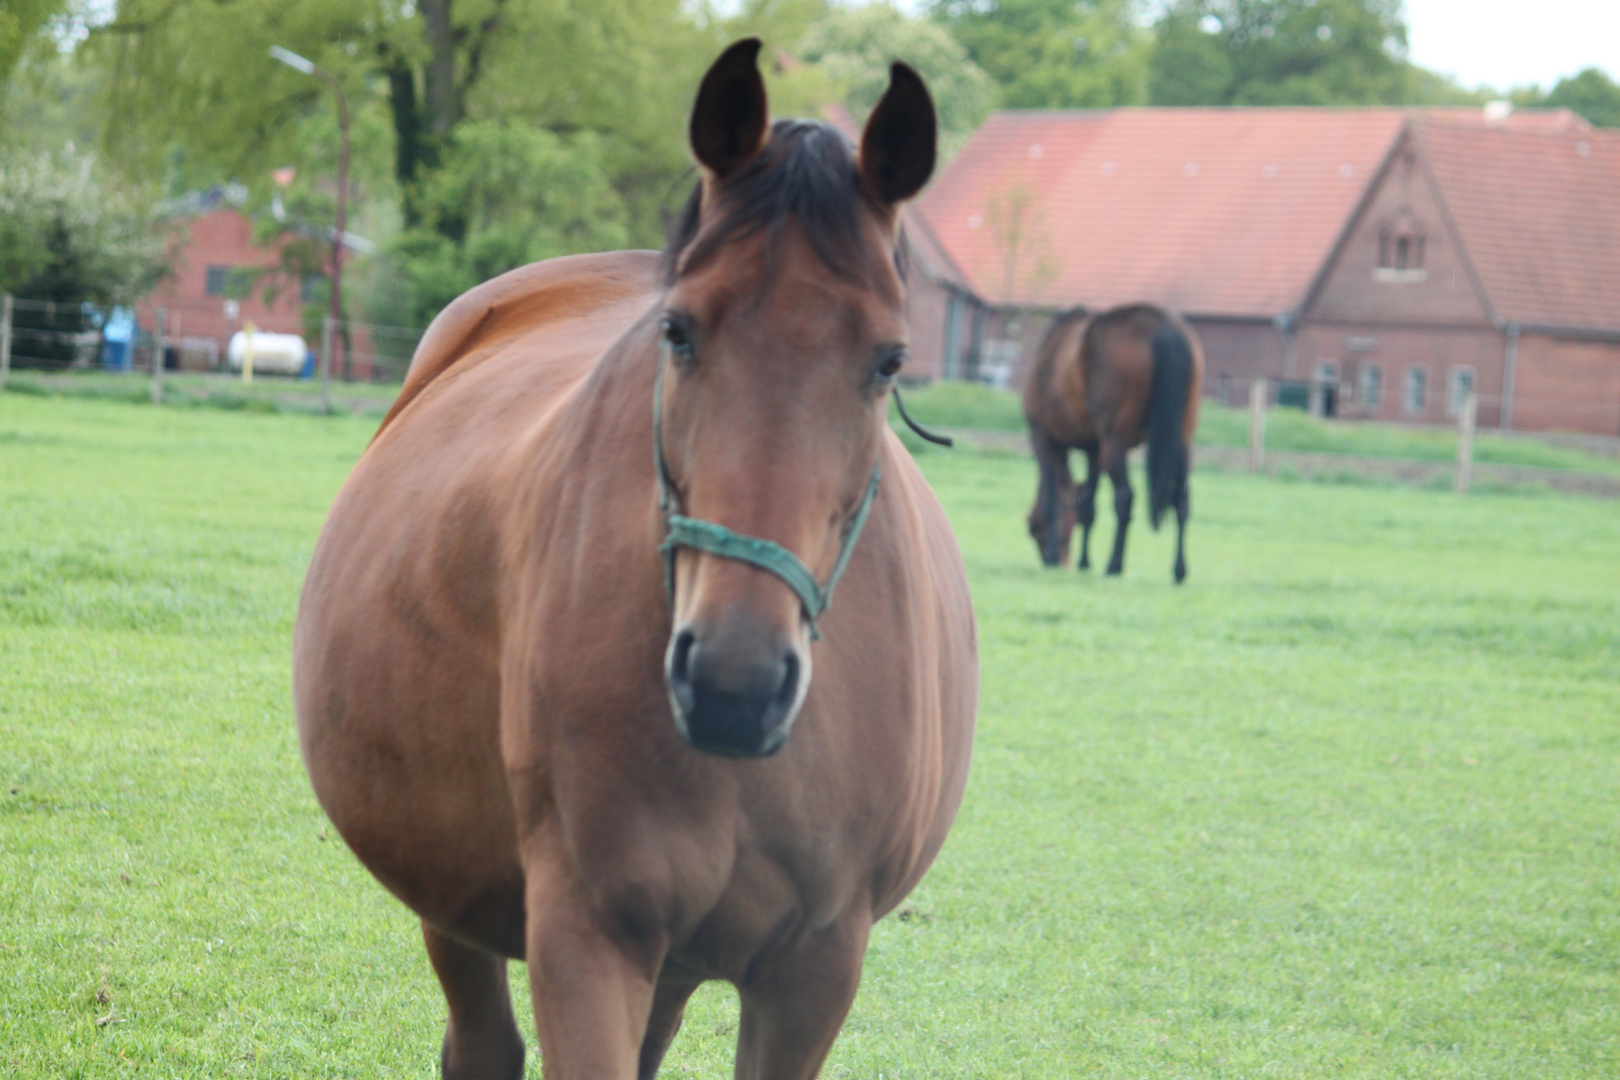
[{"x1": 270, "y1": 45, "x2": 350, "y2": 386}]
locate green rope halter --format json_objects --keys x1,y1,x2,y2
[{"x1": 652, "y1": 342, "x2": 881, "y2": 640}]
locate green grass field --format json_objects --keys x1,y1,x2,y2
[{"x1": 3, "y1": 394, "x2": 1617, "y2": 1078}]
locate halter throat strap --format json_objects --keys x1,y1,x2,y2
[{"x1": 653, "y1": 342, "x2": 881, "y2": 640}]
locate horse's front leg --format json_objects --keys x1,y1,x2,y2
[
  {"x1": 1075, "y1": 444, "x2": 1100, "y2": 571},
  {"x1": 1102, "y1": 440, "x2": 1133, "y2": 576},
  {"x1": 523, "y1": 840, "x2": 667, "y2": 1080},
  {"x1": 733, "y1": 916, "x2": 871, "y2": 1080},
  {"x1": 423, "y1": 921, "x2": 526, "y2": 1080}
]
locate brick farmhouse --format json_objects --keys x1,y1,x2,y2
[
  {"x1": 136, "y1": 187, "x2": 399, "y2": 380},
  {"x1": 905, "y1": 106, "x2": 1620, "y2": 435}
]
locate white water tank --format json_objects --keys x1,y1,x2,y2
[{"x1": 227, "y1": 330, "x2": 310, "y2": 376}]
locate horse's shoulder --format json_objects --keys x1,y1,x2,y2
[{"x1": 377, "y1": 251, "x2": 661, "y2": 436}]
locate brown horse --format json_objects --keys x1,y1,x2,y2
[
  {"x1": 1023, "y1": 304, "x2": 1202, "y2": 582},
  {"x1": 292, "y1": 40, "x2": 976, "y2": 1080}
]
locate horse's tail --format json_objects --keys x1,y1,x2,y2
[{"x1": 1146, "y1": 318, "x2": 1193, "y2": 531}]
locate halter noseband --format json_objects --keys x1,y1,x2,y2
[{"x1": 653, "y1": 340, "x2": 881, "y2": 641}]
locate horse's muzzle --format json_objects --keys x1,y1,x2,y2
[{"x1": 664, "y1": 621, "x2": 806, "y2": 757}]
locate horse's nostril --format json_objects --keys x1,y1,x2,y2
[
  {"x1": 668, "y1": 627, "x2": 697, "y2": 713},
  {"x1": 772, "y1": 651, "x2": 800, "y2": 714}
]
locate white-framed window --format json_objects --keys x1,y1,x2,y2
[
  {"x1": 1359, "y1": 363, "x2": 1382, "y2": 408},
  {"x1": 1404, "y1": 367, "x2": 1427, "y2": 415},
  {"x1": 1316, "y1": 361, "x2": 1339, "y2": 383},
  {"x1": 1448, "y1": 366, "x2": 1476, "y2": 416}
]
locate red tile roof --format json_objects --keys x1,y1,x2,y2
[
  {"x1": 1419, "y1": 121, "x2": 1620, "y2": 332},
  {"x1": 918, "y1": 106, "x2": 1592, "y2": 320}
]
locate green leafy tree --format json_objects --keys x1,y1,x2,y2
[
  {"x1": 0, "y1": 147, "x2": 170, "y2": 303},
  {"x1": 91, "y1": 0, "x2": 720, "y2": 234},
  {"x1": 1148, "y1": 0, "x2": 1409, "y2": 106},
  {"x1": 3, "y1": 48, "x2": 109, "y2": 153},
  {"x1": 0, "y1": 0, "x2": 67, "y2": 92},
  {"x1": 86, "y1": 0, "x2": 725, "y2": 326},
  {"x1": 1395, "y1": 63, "x2": 1491, "y2": 107},
  {"x1": 929, "y1": 0, "x2": 1149, "y2": 109},
  {"x1": 1541, "y1": 68, "x2": 1620, "y2": 127},
  {"x1": 796, "y1": 3, "x2": 995, "y2": 153},
  {"x1": 372, "y1": 122, "x2": 629, "y2": 327}
]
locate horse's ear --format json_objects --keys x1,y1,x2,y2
[
  {"x1": 859, "y1": 62, "x2": 937, "y2": 208},
  {"x1": 690, "y1": 38, "x2": 768, "y2": 181}
]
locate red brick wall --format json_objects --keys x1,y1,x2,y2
[
  {"x1": 904, "y1": 271, "x2": 951, "y2": 382},
  {"x1": 138, "y1": 210, "x2": 309, "y2": 343},
  {"x1": 1187, "y1": 317, "x2": 1286, "y2": 403},
  {"x1": 134, "y1": 209, "x2": 394, "y2": 379},
  {"x1": 1511, "y1": 333, "x2": 1620, "y2": 435},
  {"x1": 1296, "y1": 321, "x2": 1505, "y2": 425}
]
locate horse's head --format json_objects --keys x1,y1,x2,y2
[
  {"x1": 1028, "y1": 493, "x2": 1076, "y2": 568},
  {"x1": 655, "y1": 39, "x2": 935, "y2": 758}
]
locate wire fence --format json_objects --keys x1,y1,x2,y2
[
  {"x1": 0, "y1": 293, "x2": 427, "y2": 405},
  {"x1": 3, "y1": 290, "x2": 1617, "y2": 442}
]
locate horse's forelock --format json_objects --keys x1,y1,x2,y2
[{"x1": 661, "y1": 120, "x2": 892, "y2": 289}]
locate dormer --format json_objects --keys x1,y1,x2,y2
[{"x1": 1373, "y1": 208, "x2": 1427, "y2": 284}]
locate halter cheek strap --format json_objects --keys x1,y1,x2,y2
[{"x1": 653, "y1": 342, "x2": 881, "y2": 641}]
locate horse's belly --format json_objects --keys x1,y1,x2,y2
[
  {"x1": 294, "y1": 447, "x2": 530, "y2": 952},
  {"x1": 296, "y1": 589, "x2": 526, "y2": 949}
]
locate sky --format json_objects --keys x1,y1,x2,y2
[{"x1": 1403, "y1": 0, "x2": 1620, "y2": 91}]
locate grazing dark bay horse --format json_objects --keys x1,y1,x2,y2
[
  {"x1": 1023, "y1": 304, "x2": 1202, "y2": 582},
  {"x1": 292, "y1": 40, "x2": 976, "y2": 1080}
]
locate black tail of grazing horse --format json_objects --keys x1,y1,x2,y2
[{"x1": 1145, "y1": 319, "x2": 1193, "y2": 531}]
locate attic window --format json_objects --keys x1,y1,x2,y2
[{"x1": 1374, "y1": 214, "x2": 1428, "y2": 283}]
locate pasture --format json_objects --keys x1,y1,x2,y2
[{"x1": 2, "y1": 393, "x2": 1617, "y2": 1078}]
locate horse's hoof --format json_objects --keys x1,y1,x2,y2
[{"x1": 1105, "y1": 564, "x2": 1123, "y2": 576}]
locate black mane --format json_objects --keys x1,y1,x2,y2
[{"x1": 662, "y1": 119, "x2": 890, "y2": 286}]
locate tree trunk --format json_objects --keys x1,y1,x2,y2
[
  {"x1": 387, "y1": 61, "x2": 428, "y2": 221},
  {"x1": 420, "y1": 0, "x2": 460, "y2": 137}
]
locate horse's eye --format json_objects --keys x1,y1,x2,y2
[
  {"x1": 661, "y1": 316, "x2": 694, "y2": 363},
  {"x1": 875, "y1": 349, "x2": 906, "y2": 385}
]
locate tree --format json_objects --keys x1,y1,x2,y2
[
  {"x1": 86, "y1": 0, "x2": 730, "y2": 328},
  {"x1": 1148, "y1": 0, "x2": 1409, "y2": 106},
  {"x1": 0, "y1": 0, "x2": 67, "y2": 92},
  {"x1": 0, "y1": 146, "x2": 171, "y2": 367},
  {"x1": 0, "y1": 147, "x2": 170, "y2": 304},
  {"x1": 797, "y1": 3, "x2": 995, "y2": 154},
  {"x1": 929, "y1": 0, "x2": 1150, "y2": 109},
  {"x1": 373, "y1": 122, "x2": 629, "y2": 327},
  {"x1": 1542, "y1": 68, "x2": 1620, "y2": 128},
  {"x1": 89, "y1": 1, "x2": 716, "y2": 236}
]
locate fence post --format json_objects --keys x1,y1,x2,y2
[
  {"x1": 151, "y1": 307, "x2": 166, "y2": 405},
  {"x1": 320, "y1": 315, "x2": 334, "y2": 415},
  {"x1": 1248, "y1": 378, "x2": 1267, "y2": 472},
  {"x1": 1455, "y1": 390, "x2": 1478, "y2": 494},
  {"x1": 0, "y1": 293, "x2": 12, "y2": 392}
]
